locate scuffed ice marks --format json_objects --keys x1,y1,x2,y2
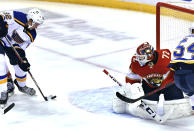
[{"x1": 37, "y1": 12, "x2": 136, "y2": 46}]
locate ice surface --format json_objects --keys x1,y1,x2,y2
[{"x1": 0, "y1": 1, "x2": 193, "y2": 131}]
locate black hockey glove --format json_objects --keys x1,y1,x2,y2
[
  {"x1": 5, "y1": 46, "x2": 26, "y2": 65},
  {"x1": 0, "y1": 20, "x2": 8, "y2": 38},
  {"x1": 18, "y1": 57, "x2": 30, "y2": 72},
  {"x1": 168, "y1": 63, "x2": 180, "y2": 71}
]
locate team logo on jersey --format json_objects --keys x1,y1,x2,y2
[
  {"x1": 144, "y1": 73, "x2": 163, "y2": 87},
  {"x1": 12, "y1": 30, "x2": 25, "y2": 44}
]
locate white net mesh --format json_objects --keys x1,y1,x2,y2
[
  {"x1": 169, "y1": 2, "x2": 194, "y2": 10},
  {"x1": 159, "y1": 2, "x2": 194, "y2": 51}
]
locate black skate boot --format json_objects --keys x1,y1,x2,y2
[
  {"x1": 7, "y1": 77, "x2": 15, "y2": 97},
  {"x1": 14, "y1": 79, "x2": 36, "y2": 96},
  {"x1": 0, "y1": 92, "x2": 8, "y2": 108}
]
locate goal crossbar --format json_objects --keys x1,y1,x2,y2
[{"x1": 156, "y1": 2, "x2": 194, "y2": 50}]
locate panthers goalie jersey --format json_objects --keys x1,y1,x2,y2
[
  {"x1": 0, "y1": 10, "x2": 36, "y2": 50},
  {"x1": 126, "y1": 49, "x2": 174, "y2": 89}
]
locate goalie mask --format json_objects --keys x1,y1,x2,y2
[{"x1": 135, "y1": 42, "x2": 154, "y2": 66}]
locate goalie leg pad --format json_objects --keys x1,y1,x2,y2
[
  {"x1": 112, "y1": 84, "x2": 129, "y2": 113},
  {"x1": 164, "y1": 98, "x2": 192, "y2": 120},
  {"x1": 112, "y1": 92, "x2": 126, "y2": 113},
  {"x1": 112, "y1": 84, "x2": 132, "y2": 113},
  {"x1": 113, "y1": 83, "x2": 143, "y2": 113},
  {"x1": 135, "y1": 99, "x2": 158, "y2": 119},
  {"x1": 142, "y1": 99, "x2": 158, "y2": 113},
  {"x1": 126, "y1": 99, "x2": 158, "y2": 119}
]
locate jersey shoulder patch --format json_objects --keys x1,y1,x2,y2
[
  {"x1": 24, "y1": 29, "x2": 36, "y2": 42},
  {"x1": 13, "y1": 11, "x2": 27, "y2": 27}
]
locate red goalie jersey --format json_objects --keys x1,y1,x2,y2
[{"x1": 126, "y1": 49, "x2": 174, "y2": 88}]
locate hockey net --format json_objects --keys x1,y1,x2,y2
[{"x1": 156, "y1": 2, "x2": 194, "y2": 51}]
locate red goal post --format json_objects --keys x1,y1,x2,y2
[{"x1": 156, "y1": 2, "x2": 194, "y2": 50}]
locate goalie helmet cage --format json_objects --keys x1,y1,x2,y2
[{"x1": 156, "y1": 2, "x2": 194, "y2": 50}]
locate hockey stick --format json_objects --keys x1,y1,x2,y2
[
  {"x1": 5, "y1": 36, "x2": 56, "y2": 101},
  {"x1": 103, "y1": 69, "x2": 122, "y2": 86},
  {"x1": 104, "y1": 69, "x2": 171, "y2": 103},
  {"x1": 103, "y1": 69, "x2": 171, "y2": 123},
  {"x1": 116, "y1": 83, "x2": 172, "y2": 104},
  {"x1": 3, "y1": 103, "x2": 15, "y2": 114}
]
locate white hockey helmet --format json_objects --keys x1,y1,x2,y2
[{"x1": 27, "y1": 8, "x2": 45, "y2": 26}]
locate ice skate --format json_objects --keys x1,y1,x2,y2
[
  {"x1": 14, "y1": 79, "x2": 36, "y2": 96},
  {"x1": 7, "y1": 77, "x2": 15, "y2": 97},
  {"x1": 0, "y1": 92, "x2": 8, "y2": 109}
]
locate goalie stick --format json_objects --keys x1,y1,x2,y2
[
  {"x1": 5, "y1": 36, "x2": 56, "y2": 101},
  {"x1": 104, "y1": 69, "x2": 171, "y2": 103},
  {"x1": 103, "y1": 69, "x2": 164, "y2": 100},
  {"x1": 116, "y1": 82, "x2": 172, "y2": 104},
  {"x1": 103, "y1": 69, "x2": 172, "y2": 123}
]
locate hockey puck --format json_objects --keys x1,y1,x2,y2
[{"x1": 51, "y1": 95, "x2": 57, "y2": 99}]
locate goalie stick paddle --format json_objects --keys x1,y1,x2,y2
[{"x1": 5, "y1": 36, "x2": 57, "y2": 101}]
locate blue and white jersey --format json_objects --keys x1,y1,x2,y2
[
  {"x1": 0, "y1": 11, "x2": 36, "y2": 50},
  {"x1": 171, "y1": 35, "x2": 194, "y2": 64}
]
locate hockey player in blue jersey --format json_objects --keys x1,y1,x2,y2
[
  {"x1": 168, "y1": 24, "x2": 194, "y2": 96},
  {"x1": 0, "y1": 8, "x2": 44, "y2": 107}
]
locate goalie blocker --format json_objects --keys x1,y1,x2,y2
[{"x1": 113, "y1": 83, "x2": 192, "y2": 121}]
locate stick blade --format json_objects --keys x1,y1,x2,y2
[
  {"x1": 116, "y1": 92, "x2": 137, "y2": 103},
  {"x1": 51, "y1": 95, "x2": 57, "y2": 99},
  {"x1": 46, "y1": 95, "x2": 57, "y2": 101}
]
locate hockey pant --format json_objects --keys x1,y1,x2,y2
[
  {"x1": 174, "y1": 70, "x2": 194, "y2": 96},
  {"x1": 0, "y1": 45, "x2": 8, "y2": 96}
]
